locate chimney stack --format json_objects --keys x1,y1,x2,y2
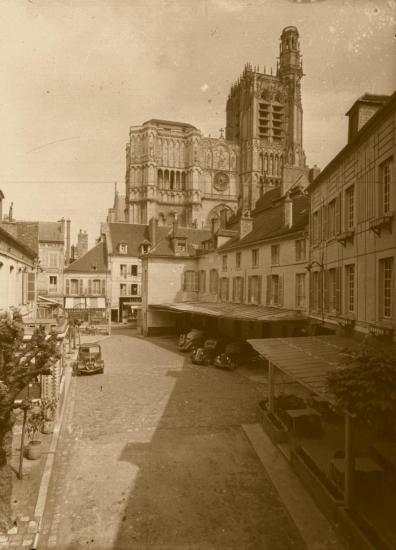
[
  {"x1": 149, "y1": 217, "x2": 157, "y2": 247},
  {"x1": 66, "y1": 219, "x2": 71, "y2": 264},
  {"x1": 239, "y1": 211, "x2": 253, "y2": 239},
  {"x1": 309, "y1": 165, "x2": 321, "y2": 185},
  {"x1": 9, "y1": 202, "x2": 13, "y2": 222},
  {"x1": 284, "y1": 195, "x2": 293, "y2": 228}
]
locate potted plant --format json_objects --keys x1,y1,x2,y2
[
  {"x1": 41, "y1": 398, "x2": 58, "y2": 434},
  {"x1": 26, "y1": 410, "x2": 44, "y2": 460}
]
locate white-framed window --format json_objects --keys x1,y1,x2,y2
[
  {"x1": 130, "y1": 284, "x2": 138, "y2": 296},
  {"x1": 219, "y1": 277, "x2": 229, "y2": 302},
  {"x1": 295, "y1": 239, "x2": 306, "y2": 262},
  {"x1": 380, "y1": 157, "x2": 393, "y2": 215},
  {"x1": 175, "y1": 240, "x2": 186, "y2": 253},
  {"x1": 129, "y1": 265, "x2": 138, "y2": 277},
  {"x1": 295, "y1": 273, "x2": 306, "y2": 308},
  {"x1": 209, "y1": 269, "x2": 218, "y2": 293},
  {"x1": 236, "y1": 252, "x2": 241, "y2": 269},
  {"x1": 380, "y1": 257, "x2": 393, "y2": 319},
  {"x1": 120, "y1": 283, "x2": 128, "y2": 296},
  {"x1": 49, "y1": 275, "x2": 57, "y2": 293},
  {"x1": 232, "y1": 277, "x2": 243, "y2": 303},
  {"x1": 70, "y1": 279, "x2": 79, "y2": 294},
  {"x1": 329, "y1": 268, "x2": 336, "y2": 312},
  {"x1": 198, "y1": 270, "x2": 206, "y2": 293},
  {"x1": 270, "y1": 275, "x2": 279, "y2": 305},
  {"x1": 345, "y1": 264, "x2": 355, "y2": 313},
  {"x1": 222, "y1": 255, "x2": 228, "y2": 272},
  {"x1": 345, "y1": 186, "x2": 354, "y2": 230},
  {"x1": 271, "y1": 245, "x2": 280, "y2": 265},
  {"x1": 92, "y1": 279, "x2": 101, "y2": 295},
  {"x1": 252, "y1": 249, "x2": 259, "y2": 267},
  {"x1": 120, "y1": 264, "x2": 127, "y2": 278},
  {"x1": 248, "y1": 275, "x2": 261, "y2": 304},
  {"x1": 184, "y1": 271, "x2": 197, "y2": 292},
  {"x1": 118, "y1": 242, "x2": 128, "y2": 254}
]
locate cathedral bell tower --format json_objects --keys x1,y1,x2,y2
[{"x1": 278, "y1": 26, "x2": 305, "y2": 168}]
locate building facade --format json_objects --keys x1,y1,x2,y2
[
  {"x1": 308, "y1": 92, "x2": 396, "y2": 341},
  {"x1": 121, "y1": 26, "x2": 309, "y2": 229}
]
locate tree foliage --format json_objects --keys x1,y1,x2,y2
[
  {"x1": 326, "y1": 344, "x2": 396, "y2": 437},
  {"x1": 0, "y1": 312, "x2": 60, "y2": 531}
]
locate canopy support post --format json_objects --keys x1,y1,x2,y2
[{"x1": 268, "y1": 361, "x2": 275, "y2": 413}]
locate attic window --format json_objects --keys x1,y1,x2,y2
[
  {"x1": 118, "y1": 242, "x2": 128, "y2": 254},
  {"x1": 175, "y1": 240, "x2": 186, "y2": 252}
]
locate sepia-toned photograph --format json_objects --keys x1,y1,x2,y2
[{"x1": 0, "y1": 1, "x2": 395, "y2": 548}]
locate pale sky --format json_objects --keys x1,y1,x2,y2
[{"x1": 0, "y1": 0, "x2": 395, "y2": 248}]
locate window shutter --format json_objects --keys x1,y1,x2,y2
[
  {"x1": 258, "y1": 275, "x2": 262, "y2": 305},
  {"x1": 309, "y1": 272, "x2": 314, "y2": 312},
  {"x1": 266, "y1": 275, "x2": 271, "y2": 305},
  {"x1": 240, "y1": 277, "x2": 244, "y2": 304},
  {"x1": 278, "y1": 275, "x2": 284, "y2": 307},
  {"x1": 226, "y1": 279, "x2": 229, "y2": 302},
  {"x1": 101, "y1": 280, "x2": 106, "y2": 295},
  {"x1": 27, "y1": 272, "x2": 36, "y2": 302},
  {"x1": 335, "y1": 193, "x2": 342, "y2": 234},
  {"x1": 323, "y1": 204, "x2": 328, "y2": 241},
  {"x1": 232, "y1": 278, "x2": 236, "y2": 302},
  {"x1": 88, "y1": 279, "x2": 92, "y2": 295},
  {"x1": 318, "y1": 271, "x2": 323, "y2": 312},
  {"x1": 335, "y1": 266, "x2": 342, "y2": 314},
  {"x1": 182, "y1": 272, "x2": 186, "y2": 291},
  {"x1": 194, "y1": 272, "x2": 199, "y2": 292},
  {"x1": 318, "y1": 208, "x2": 322, "y2": 243},
  {"x1": 65, "y1": 279, "x2": 70, "y2": 296},
  {"x1": 323, "y1": 270, "x2": 329, "y2": 312},
  {"x1": 79, "y1": 279, "x2": 84, "y2": 295},
  {"x1": 248, "y1": 276, "x2": 252, "y2": 303}
]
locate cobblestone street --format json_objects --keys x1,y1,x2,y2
[{"x1": 38, "y1": 330, "x2": 307, "y2": 550}]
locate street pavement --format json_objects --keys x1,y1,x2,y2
[{"x1": 38, "y1": 330, "x2": 308, "y2": 550}]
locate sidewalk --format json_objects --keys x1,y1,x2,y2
[{"x1": 243, "y1": 424, "x2": 344, "y2": 550}]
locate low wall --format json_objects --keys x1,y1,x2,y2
[
  {"x1": 290, "y1": 447, "x2": 343, "y2": 525},
  {"x1": 258, "y1": 404, "x2": 289, "y2": 444}
]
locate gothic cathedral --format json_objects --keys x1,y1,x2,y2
[{"x1": 117, "y1": 27, "x2": 308, "y2": 229}]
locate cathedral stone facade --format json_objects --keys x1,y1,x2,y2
[{"x1": 122, "y1": 26, "x2": 308, "y2": 229}]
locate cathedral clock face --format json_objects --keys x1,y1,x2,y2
[{"x1": 214, "y1": 172, "x2": 229, "y2": 192}]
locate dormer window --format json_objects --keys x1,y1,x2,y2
[
  {"x1": 118, "y1": 241, "x2": 128, "y2": 254},
  {"x1": 175, "y1": 240, "x2": 186, "y2": 253},
  {"x1": 139, "y1": 240, "x2": 152, "y2": 255}
]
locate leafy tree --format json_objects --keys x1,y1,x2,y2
[
  {"x1": 0, "y1": 312, "x2": 60, "y2": 531},
  {"x1": 327, "y1": 344, "x2": 396, "y2": 438}
]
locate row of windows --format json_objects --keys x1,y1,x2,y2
[
  {"x1": 183, "y1": 269, "x2": 306, "y2": 308},
  {"x1": 120, "y1": 283, "x2": 139, "y2": 297},
  {"x1": 310, "y1": 257, "x2": 393, "y2": 319},
  {"x1": 120, "y1": 264, "x2": 139, "y2": 277},
  {"x1": 311, "y1": 157, "x2": 393, "y2": 244},
  {"x1": 221, "y1": 240, "x2": 306, "y2": 271},
  {"x1": 65, "y1": 278, "x2": 106, "y2": 296}
]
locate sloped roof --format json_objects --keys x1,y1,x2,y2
[
  {"x1": 218, "y1": 193, "x2": 309, "y2": 251},
  {"x1": 65, "y1": 241, "x2": 108, "y2": 273},
  {"x1": 1, "y1": 221, "x2": 40, "y2": 254},
  {"x1": 0, "y1": 225, "x2": 37, "y2": 259},
  {"x1": 107, "y1": 223, "x2": 150, "y2": 257},
  {"x1": 38, "y1": 221, "x2": 64, "y2": 243},
  {"x1": 148, "y1": 226, "x2": 212, "y2": 257}
]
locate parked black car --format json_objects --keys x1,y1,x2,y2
[
  {"x1": 178, "y1": 329, "x2": 207, "y2": 353},
  {"x1": 214, "y1": 340, "x2": 260, "y2": 370},
  {"x1": 191, "y1": 338, "x2": 228, "y2": 366}
]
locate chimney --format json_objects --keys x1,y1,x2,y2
[
  {"x1": 284, "y1": 195, "x2": 293, "y2": 228},
  {"x1": 149, "y1": 217, "x2": 157, "y2": 247},
  {"x1": 239, "y1": 211, "x2": 253, "y2": 239},
  {"x1": 0, "y1": 190, "x2": 4, "y2": 221},
  {"x1": 309, "y1": 165, "x2": 321, "y2": 184},
  {"x1": 8, "y1": 202, "x2": 13, "y2": 222},
  {"x1": 66, "y1": 219, "x2": 71, "y2": 264}
]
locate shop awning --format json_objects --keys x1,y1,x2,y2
[
  {"x1": 248, "y1": 335, "x2": 360, "y2": 398},
  {"x1": 149, "y1": 302, "x2": 307, "y2": 322},
  {"x1": 64, "y1": 297, "x2": 106, "y2": 310}
]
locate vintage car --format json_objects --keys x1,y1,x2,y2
[
  {"x1": 75, "y1": 343, "x2": 104, "y2": 375},
  {"x1": 191, "y1": 338, "x2": 228, "y2": 366},
  {"x1": 214, "y1": 341, "x2": 260, "y2": 370},
  {"x1": 178, "y1": 329, "x2": 206, "y2": 353}
]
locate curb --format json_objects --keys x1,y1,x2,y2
[{"x1": 30, "y1": 362, "x2": 74, "y2": 549}]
